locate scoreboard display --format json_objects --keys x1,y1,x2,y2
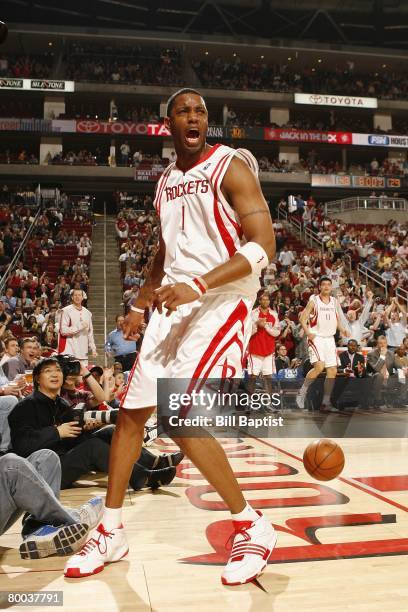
[{"x1": 311, "y1": 174, "x2": 402, "y2": 189}]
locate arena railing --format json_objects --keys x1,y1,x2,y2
[
  {"x1": 277, "y1": 208, "x2": 326, "y2": 253},
  {"x1": 358, "y1": 264, "x2": 388, "y2": 299},
  {"x1": 303, "y1": 225, "x2": 325, "y2": 252},
  {"x1": 0, "y1": 190, "x2": 39, "y2": 206},
  {"x1": 396, "y1": 286, "x2": 408, "y2": 307},
  {"x1": 325, "y1": 196, "x2": 408, "y2": 216},
  {"x1": 0, "y1": 207, "x2": 42, "y2": 295},
  {"x1": 277, "y1": 206, "x2": 304, "y2": 240}
]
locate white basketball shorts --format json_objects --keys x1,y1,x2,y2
[
  {"x1": 307, "y1": 335, "x2": 338, "y2": 368},
  {"x1": 247, "y1": 353, "x2": 275, "y2": 376},
  {"x1": 121, "y1": 293, "x2": 254, "y2": 409}
]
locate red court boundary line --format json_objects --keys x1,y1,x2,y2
[{"x1": 248, "y1": 435, "x2": 408, "y2": 515}]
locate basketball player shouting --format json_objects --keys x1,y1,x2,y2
[
  {"x1": 297, "y1": 276, "x2": 349, "y2": 412},
  {"x1": 65, "y1": 89, "x2": 277, "y2": 585}
]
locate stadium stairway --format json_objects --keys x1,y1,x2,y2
[
  {"x1": 87, "y1": 215, "x2": 123, "y2": 365},
  {"x1": 283, "y1": 230, "x2": 305, "y2": 256}
]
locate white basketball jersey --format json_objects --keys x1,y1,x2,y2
[
  {"x1": 154, "y1": 144, "x2": 260, "y2": 297},
  {"x1": 309, "y1": 294, "x2": 338, "y2": 337}
]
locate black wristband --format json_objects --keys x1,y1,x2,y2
[{"x1": 83, "y1": 372, "x2": 92, "y2": 379}]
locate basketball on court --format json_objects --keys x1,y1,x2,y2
[{"x1": 303, "y1": 439, "x2": 345, "y2": 481}]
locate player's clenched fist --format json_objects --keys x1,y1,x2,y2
[
  {"x1": 122, "y1": 310, "x2": 144, "y2": 340},
  {"x1": 155, "y1": 283, "x2": 199, "y2": 316}
]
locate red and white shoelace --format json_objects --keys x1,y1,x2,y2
[
  {"x1": 227, "y1": 524, "x2": 269, "y2": 562},
  {"x1": 78, "y1": 524, "x2": 113, "y2": 557}
]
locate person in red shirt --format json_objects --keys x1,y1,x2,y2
[{"x1": 247, "y1": 292, "x2": 281, "y2": 400}]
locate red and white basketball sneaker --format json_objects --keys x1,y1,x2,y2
[
  {"x1": 221, "y1": 511, "x2": 277, "y2": 586},
  {"x1": 64, "y1": 523, "x2": 128, "y2": 578}
]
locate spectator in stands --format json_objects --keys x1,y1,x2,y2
[
  {"x1": 1, "y1": 287, "x2": 17, "y2": 312},
  {"x1": 105, "y1": 314, "x2": 138, "y2": 372},
  {"x1": 60, "y1": 362, "x2": 110, "y2": 409},
  {"x1": 293, "y1": 316, "x2": 308, "y2": 363},
  {"x1": 0, "y1": 431, "x2": 103, "y2": 561},
  {"x1": 54, "y1": 276, "x2": 71, "y2": 307},
  {"x1": 0, "y1": 336, "x2": 19, "y2": 366},
  {"x1": 339, "y1": 340, "x2": 366, "y2": 378},
  {"x1": 366, "y1": 335, "x2": 397, "y2": 408},
  {"x1": 15, "y1": 261, "x2": 28, "y2": 280},
  {"x1": 77, "y1": 237, "x2": 90, "y2": 258},
  {"x1": 394, "y1": 345, "x2": 408, "y2": 371},
  {"x1": 384, "y1": 297, "x2": 407, "y2": 351},
  {"x1": 333, "y1": 340, "x2": 367, "y2": 409},
  {"x1": 116, "y1": 216, "x2": 129, "y2": 239},
  {"x1": 8, "y1": 357, "x2": 178, "y2": 491},
  {"x1": 279, "y1": 313, "x2": 297, "y2": 358},
  {"x1": 278, "y1": 245, "x2": 295, "y2": 271},
  {"x1": 120, "y1": 141, "x2": 130, "y2": 166},
  {"x1": 3, "y1": 337, "x2": 37, "y2": 381},
  {"x1": 72, "y1": 257, "x2": 88, "y2": 276},
  {"x1": 17, "y1": 289, "x2": 34, "y2": 313},
  {"x1": 41, "y1": 321, "x2": 58, "y2": 350},
  {"x1": 274, "y1": 345, "x2": 300, "y2": 373},
  {"x1": 341, "y1": 290, "x2": 374, "y2": 346}
]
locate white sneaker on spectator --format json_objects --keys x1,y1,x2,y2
[
  {"x1": 77, "y1": 496, "x2": 104, "y2": 529},
  {"x1": 20, "y1": 496, "x2": 103, "y2": 560},
  {"x1": 20, "y1": 523, "x2": 89, "y2": 559}
]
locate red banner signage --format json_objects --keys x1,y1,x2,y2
[
  {"x1": 264, "y1": 128, "x2": 352, "y2": 145},
  {"x1": 134, "y1": 163, "x2": 167, "y2": 182}
]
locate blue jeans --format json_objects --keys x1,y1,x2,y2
[
  {"x1": 0, "y1": 449, "x2": 78, "y2": 537},
  {"x1": 0, "y1": 395, "x2": 19, "y2": 453}
]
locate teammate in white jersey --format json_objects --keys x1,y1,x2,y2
[
  {"x1": 65, "y1": 88, "x2": 277, "y2": 585},
  {"x1": 58, "y1": 289, "x2": 97, "y2": 364},
  {"x1": 297, "y1": 276, "x2": 349, "y2": 412}
]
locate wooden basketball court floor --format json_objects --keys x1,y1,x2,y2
[{"x1": 1, "y1": 434, "x2": 408, "y2": 611}]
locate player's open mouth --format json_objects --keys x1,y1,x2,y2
[{"x1": 185, "y1": 128, "x2": 200, "y2": 145}]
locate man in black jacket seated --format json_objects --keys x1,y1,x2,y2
[
  {"x1": 339, "y1": 340, "x2": 366, "y2": 378},
  {"x1": 333, "y1": 339, "x2": 367, "y2": 409},
  {"x1": 8, "y1": 358, "x2": 177, "y2": 490}
]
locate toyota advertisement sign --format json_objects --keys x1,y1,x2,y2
[
  {"x1": 75, "y1": 120, "x2": 171, "y2": 136},
  {"x1": 294, "y1": 93, "x2": 378, "y2": 109}
]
